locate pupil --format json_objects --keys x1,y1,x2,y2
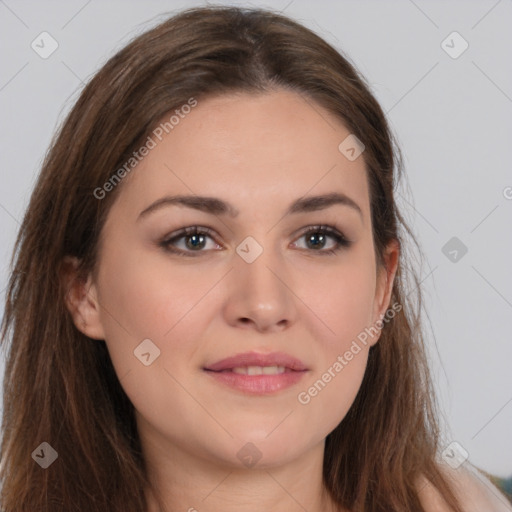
[
  {"x1": 184, "y1": 232, "x2": 327, "y2": 251},
  {"x1": 307, "y1": 232, "x2": 325, "y2": 249},
  {"x1": 186, "y1": 234, "x2": 205, "y2": 250}
]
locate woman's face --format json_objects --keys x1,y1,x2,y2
[{"x1": 70, "y1": 89, "x2": 398, "y2": 469}]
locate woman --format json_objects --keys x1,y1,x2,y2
[{"x1": 1, "y1": 5, "x2": 510, "y2": 512}]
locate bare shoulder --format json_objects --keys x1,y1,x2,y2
[{"x1": 417, "y1": 462, "x2": 512, "y2": 512}]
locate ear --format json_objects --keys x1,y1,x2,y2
[
  {"x1": 369, "y1": 238, "x2": 400, "y2": 346},
  {"x1": 60, "y1": 255, "x2": 106, "y2": 340}
]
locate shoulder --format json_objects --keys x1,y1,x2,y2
[{"x1": 417, "y1": 461, "x2": 512, "y2": 512}]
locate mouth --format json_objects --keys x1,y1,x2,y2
[
  {"x1": 218, "y1": 365, "x2": 291, "y2": 375},
  {"x1": 203, "y1": 351, "x2": 309, "y2": 395}
]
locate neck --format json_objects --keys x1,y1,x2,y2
[{"x1": 141, "y1": 427, "x2": 341, "y2": 512}]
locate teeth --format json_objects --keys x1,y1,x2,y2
[{"x1": 232, "y1": 366, "x2": 286, "y2": 375}]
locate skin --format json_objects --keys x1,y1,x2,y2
[{"x1": 63, "y1": 88, "x2": 400, "y2": 512}]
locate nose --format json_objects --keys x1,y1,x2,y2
[{"x1": 222, "y1": 242, "x2": 298, "y2": 333}]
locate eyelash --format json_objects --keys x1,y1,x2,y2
[{"x1": 159, "y1": 225, "x2": 352, "y2": 257}]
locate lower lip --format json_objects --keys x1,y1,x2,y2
[{"x1": 204, "y1": 369, "x2": 307, "y2": 394}]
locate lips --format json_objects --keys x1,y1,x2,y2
[
  {"x1": 203, "y1": 351, "x2": 309, "y2": 395},
  {"x1": 203, "y1": 351, "x2": 308, "y2": 373}
]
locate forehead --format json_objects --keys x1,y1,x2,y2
[{"x1": 113, "y1": 89, "x2": 370, "y2": 220}]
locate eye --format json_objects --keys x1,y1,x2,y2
[
  {"x1": 160, "y1": 224, "x2": 352, "y2": 257},
  {"x1": 160, "y1": 226, "x2": 221, "y2": 256},
  {"x1": 291, "y1": 225, "x2": 352, "y2": 255}
]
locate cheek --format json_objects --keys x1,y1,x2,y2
[
  {"x1": 299, "y1": 253, "x2": 377, "y2": 348},
  {"x1": 294, "y1": 348, "x2": 370, "y2": 445},
  {"x1": 95, "y1": 244, "x2": 217, "y2": 377},
  {"x1": 93, "y1": 249, "x2": 218, "y2": 444},
  {"x1": 291, "y1": 255, "x2": 376, "y2": 435}
]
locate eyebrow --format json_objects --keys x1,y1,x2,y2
[{"x1": 137, "y1": 192, "x2": 363, "y2": 221}]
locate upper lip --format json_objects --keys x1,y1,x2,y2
[{"x1": 203, "y1": 351, "x2": 308, "y2": 372}]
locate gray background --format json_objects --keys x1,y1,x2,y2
[{"x1": 1, "y1": 0, "x2": 511, "y2": 477}]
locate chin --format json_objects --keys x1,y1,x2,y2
[{"x1": 217, "y1": 428, "x2": 317, "y2": 470}]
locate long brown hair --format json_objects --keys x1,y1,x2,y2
[{"x1": 1, "y1": 5, "x2": 464, "y2": 511}]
